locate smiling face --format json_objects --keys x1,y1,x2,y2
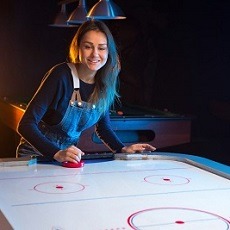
[{"x1": 78, "y1": 30, "x2": 108, "y2": 73}]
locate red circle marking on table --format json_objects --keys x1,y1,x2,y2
[
  {"x1": 56, "y1": 185, "x2": 64, "y2": 189},
  {"x1": 175, "y1": 220, "x2": 185, "y2": 224},
  {"x1": 62, "y1": 160, "x2": 84, "y2": 168}
]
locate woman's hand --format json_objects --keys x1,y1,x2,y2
[
  {"x1": 121, "y1": 143, "x2": 156, "y2": 153},
  {"x1": 53, "y1": 145, "x2": 85, "y2": 163}
]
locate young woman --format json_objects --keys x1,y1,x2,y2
[{"x1": 16, "y1": 20, "x2": 156, "y2": 164}]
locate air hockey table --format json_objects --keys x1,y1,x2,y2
[{"x1": 0, "y1": 152, "x2": 230, "y2": 230}]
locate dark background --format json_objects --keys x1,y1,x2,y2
[{"x1": 0, "y1": 0, "x2": 229, "y2": 163}]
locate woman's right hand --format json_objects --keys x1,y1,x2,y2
[{"x1": 53, "y1": 145, "x2": 85, "y2": 163}]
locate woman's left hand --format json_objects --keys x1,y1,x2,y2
[{"x1": 121, "y1": 143, "x2": 156, "y2": 153}]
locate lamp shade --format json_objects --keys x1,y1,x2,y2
[
  {"x1": 87, "y1": 0, "x2": 126, "y2": 20},
  {"x1": 67, "y1": 0, "x2": 88, "y2": 24},
  {"x1": 50, "y1": 4, "x2": 69, "y2": 27}
]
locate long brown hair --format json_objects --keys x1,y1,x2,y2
[{"x1": 69, "y1": 20, "x2": 121, "y2": 114}]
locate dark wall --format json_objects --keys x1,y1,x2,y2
[
  {"x1": 1, "y1": 0, "x2": 230, "y2": 141},
  {"x1": 0, "y1": 0, "x2": 75, "y2": 100}
]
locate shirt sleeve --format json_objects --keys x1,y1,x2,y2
[
  {"x1": 95, "y1": 111, "x2": 125, "y2": 153},
  {"x1": 17, "y1": 63, "x2": 71, "y2": 158}
]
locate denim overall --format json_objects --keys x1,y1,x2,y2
[{"x1": 16, "y1": 63, "x2": 101, "y2": 158}]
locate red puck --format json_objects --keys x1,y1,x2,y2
[{"x1": 62, "y1": 160, "x2": 84, "y2": 168}]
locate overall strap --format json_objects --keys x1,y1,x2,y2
[
  {"x1": 67, "y1": 63, "x2": 83, "y2": 105},
  {"x1": 67, "y1": 63, "x2": 80, "y2": 89}
]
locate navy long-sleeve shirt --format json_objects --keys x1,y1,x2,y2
[{"x1": 17, "y1": 62, "x2": 124, "y2": 158}]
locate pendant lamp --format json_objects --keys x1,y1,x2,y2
[
  {"x1": 87, "y1": 0, "x2": 126, "y2": 20},
  {"x1": 67, "y1": 0, "x2": 88, "y2": 24}
]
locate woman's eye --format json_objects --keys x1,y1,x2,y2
[{"x1": 84, "y1": 45, "x2": 92, "y2": 49}]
